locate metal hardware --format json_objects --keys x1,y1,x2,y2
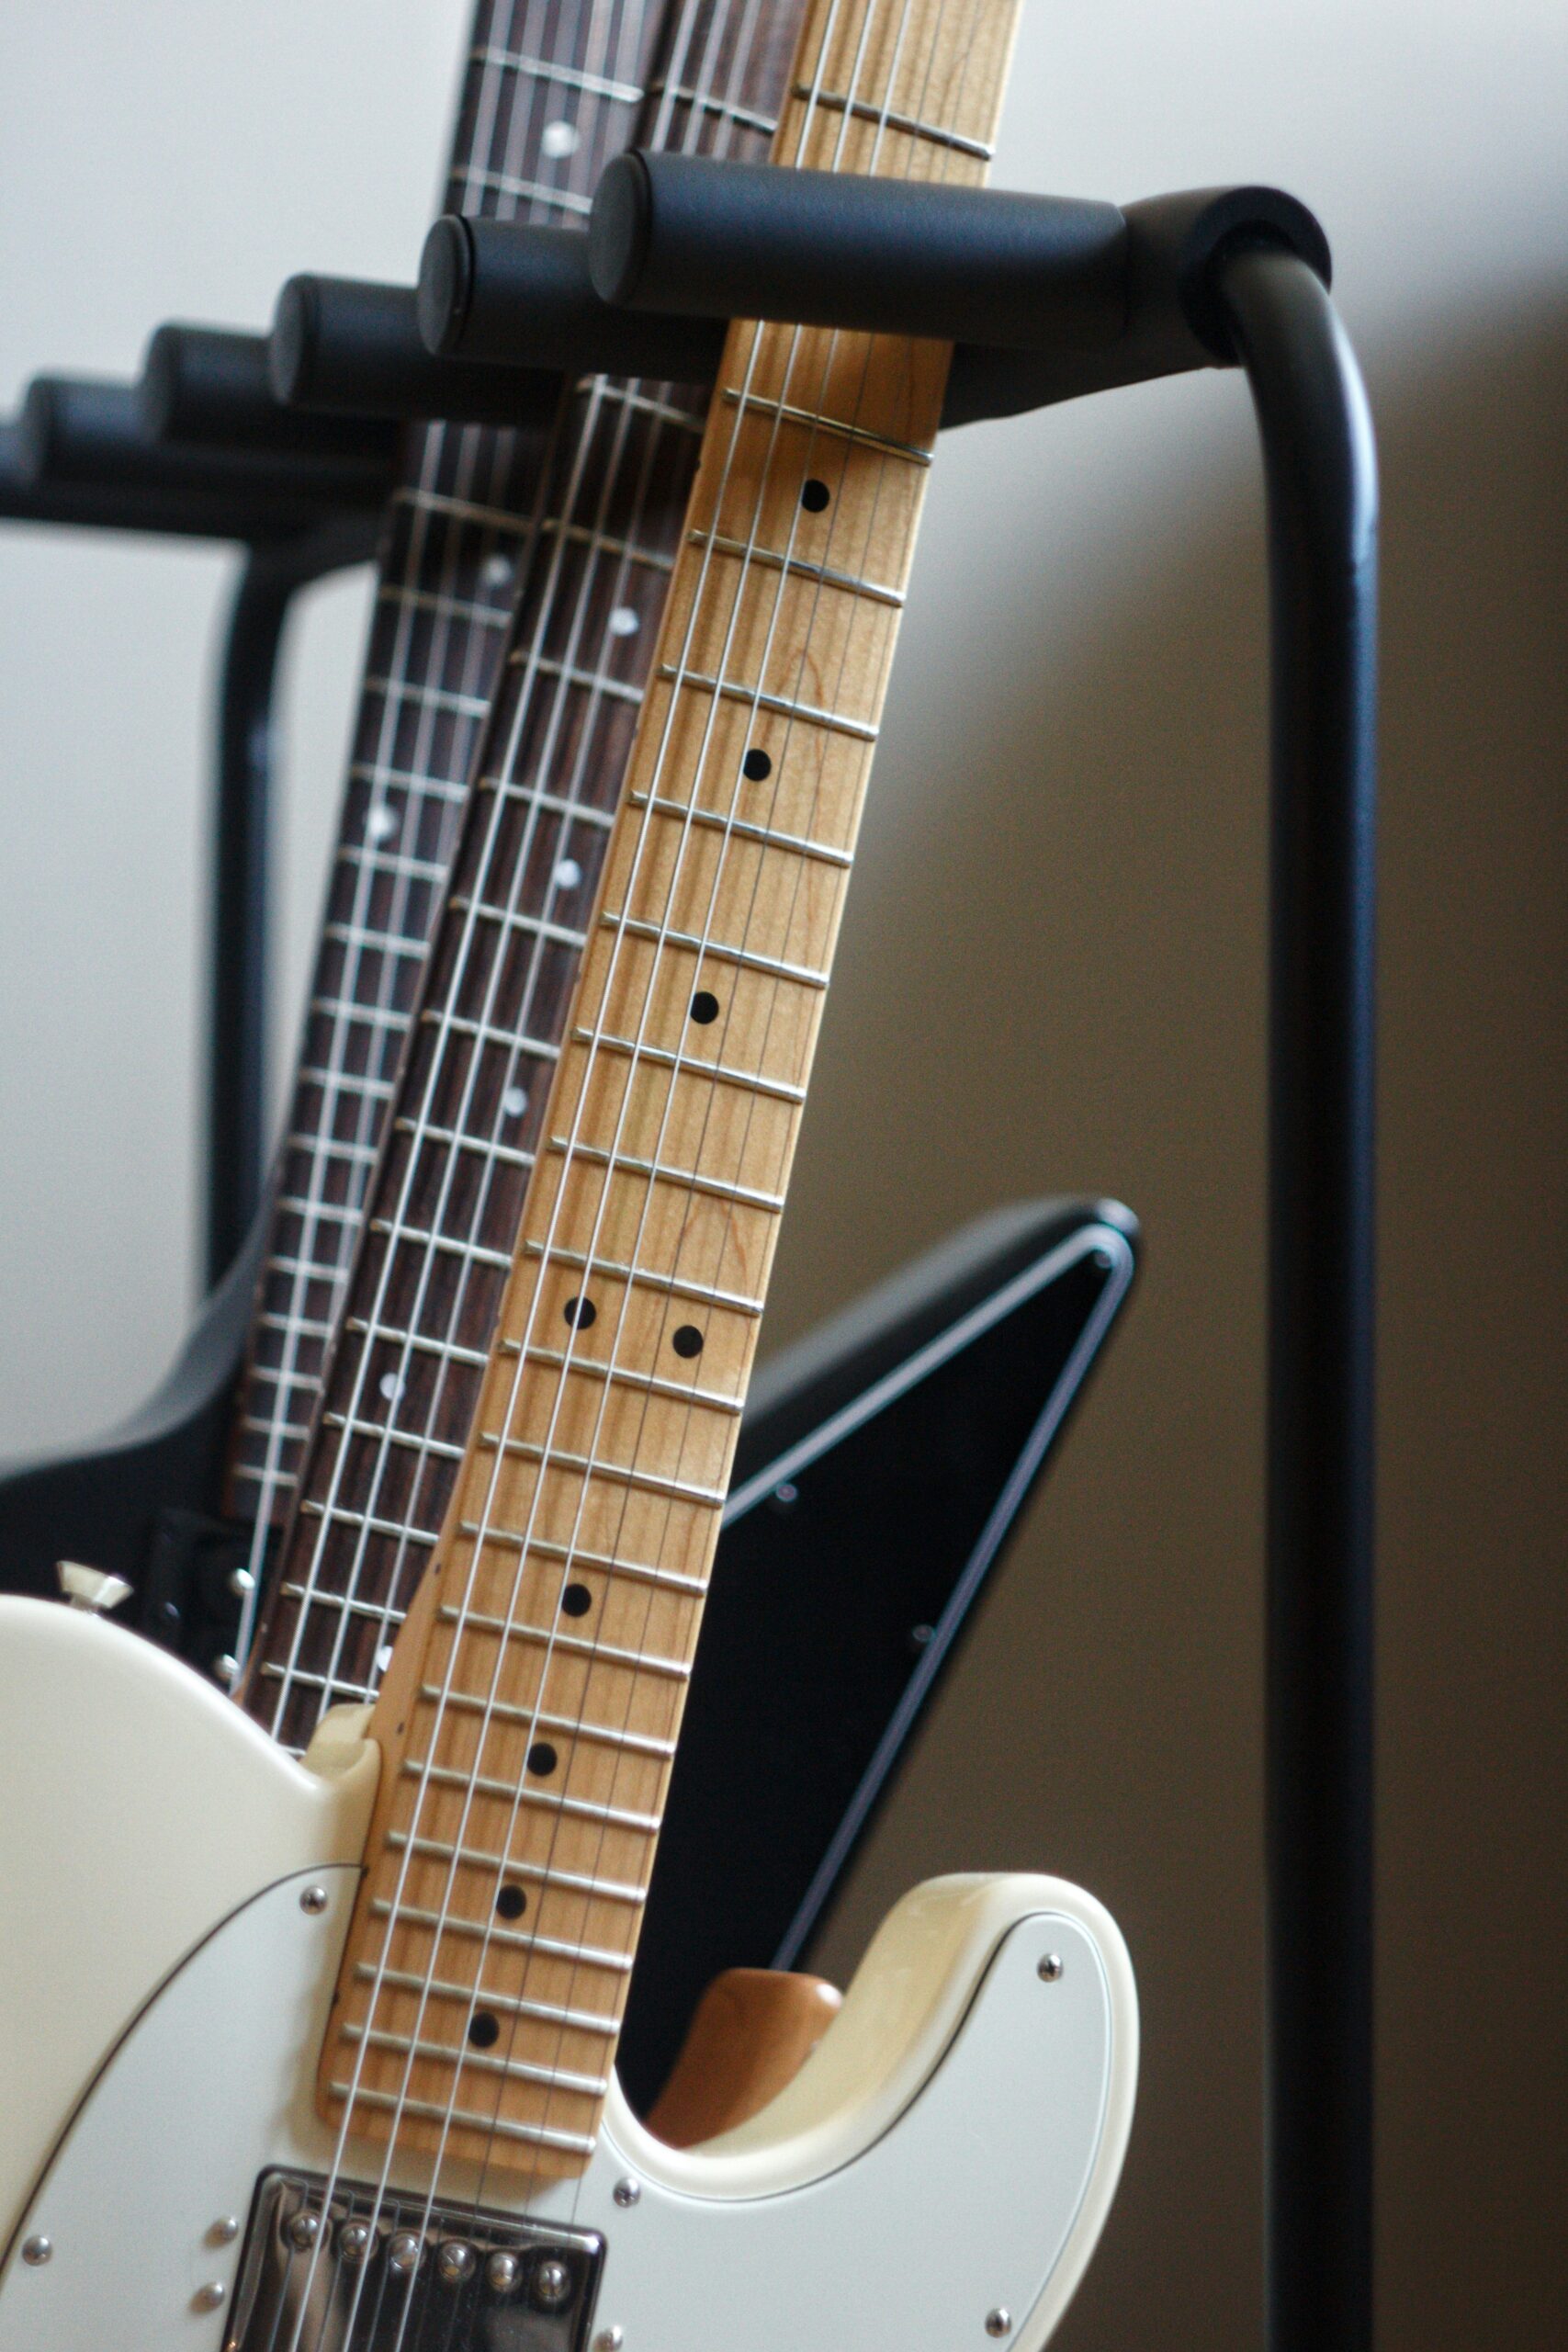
[
  {"x1": 985, "y1": 2311, "x2": 1011, "y2": 2337},
  {"x1": 228, "y1": 2170, "x2": 603, "y2": 2351},
  {"x1": 209, "y1": 2215, "x2": 242, "y2": 2245},
  {"x1": 20, "y1": 2236, "x2": 51, "y2": 2267},
  {"x1": 1037, "y1": 1952, "x2": 1064, "y2": 1982},
  {"x1": 194, "y1": 2280, "x2": 227, "y2": 2312},
  {"x1": 299, "y1": 1885, "x2": 330, "y2": 1915},
  {"x1": 594, "y1": 2330, "x2": 625, "y2": 2350},
  {"x1": 54, "y1": 1561, "x2": 133, "y2": 1614},
  {"x1": 229, "y1": 1566, "x2": 256, "y2": 1598},
  {"x1": 612, "y1": 2177, "x2": 640, "y2": 2208},
  {"x1": 214, "y1": 1652, "x2": 240, "y2": 1684}
]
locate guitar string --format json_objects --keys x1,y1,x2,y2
[
  {"x1": 333, "y1": 0, "x2": 942, "y2": 2258},
  {"x1": 275, "y1": 0, "x2": 799, "y2": 2314},
  {"x1": 230, "y1": 0, "x2": 606, "y2": 1650},
  {"x1": 255, "y1": 9, "x2": 757, "y2": 1741},
  {"x1": 252, "y1": 0, "x2": 666, "y2": 1738},
  {"x1": 298, "y1": 1, "x2": 866, "y2": 2285}
]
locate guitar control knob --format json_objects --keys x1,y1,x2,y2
[{"x1": 55, "y1": 1562, "x2": 134, "y2": 1615}]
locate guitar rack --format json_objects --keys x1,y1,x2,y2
[{"x1": 2, "y1": 166, "x2": 1377, "y2": 2352}]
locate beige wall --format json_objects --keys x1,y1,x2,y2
[{"x1": 2, "y1": 3, "x2": 1564, "y2": 2342}]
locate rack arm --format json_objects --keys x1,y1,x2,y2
[{"x1": 1217, "y1": 245, "x2": 1378, "y2": 2352}]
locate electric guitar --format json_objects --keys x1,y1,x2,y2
[{"x1": 0, "y1": 0, "x2": 1138, "y2": 2339}]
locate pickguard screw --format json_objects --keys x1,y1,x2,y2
[
  {"x1": 193, "y1": 2281, "x2": 227, "y2": 2312},
  {"x1": 986, "y1": 2311, "x2": 1012, "y2": 2337},
  {"x1": 300, "y1": 1884, "x2": 330, "y2": 1915},
  {"x1": 595, "y1": 2329, "x2": 625, "y2": 2349},
  {"x1": 613, "y1": 2177, "x2": 641, "y2": 2208},
  {"x1": 1037, "y1": 1951, "x2": 1064, "y2": 1982},
  {"x1": 20, "y1": 2236, "x2": 51, "y2": 2267},
  {"x1": 209, "y1": 2216, "x2": 241, "y2": 2245}
]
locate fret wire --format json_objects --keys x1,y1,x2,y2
[
  {"x1": 627, "y1": 788, "x2": 852, "y2": 868},
  {"x1": 537, "y1": 516, "x2": 675, "y2": 572},
  {"x1": 340, "y1": 2026, "x2": 609, "y2": 2095},
  {"x1": 542, "y1": 1135, "x2": 786, "y2": 1211},
  {"x1": 322, "y1": 1413, "x2": 467, "y2": 1462},
  {"x1": 324, "y1": 2086, "x2": 595, "y2": 2154},
  {"x1": 287, "y1": 1131, "x2": 381, "y2": 1166},
  {"x1": 688, "y1": 525, "x2": 905, "y2": 605},
  {"x1": 241, "y1": 1415, "x2": 310, "y2": 1442},
  {"x1": 276, "y1": 1194, "x2": 363, "y2": 1226},
  {"x1": 599, "y1": 911, "x2": 830, "y2": 987},
  {"x1": 473, "y1": 1432, "x2": 728, "y2": 1508},
  {"x1": 521, "y1": 1240, "x2": 764, "y2": 1315},
  {"x1": 347, "y1": 761, "x2": 469, "y2": 807},
  {"x1": 464, "y1": 166, "x2": 593, "y2": 215},
  {"x1": 502, "y1": 650, "x2": 645, "y2": 705},
  {"x1": 721, "y1": 385, "x2": 934, "y2": 465},
  {"x1": 474, "y1": 776, "x2": 616, "y2": 829},
  {"x1": 792, "y1": 80, "x2": 996, "y2": 158},
  {"x1": 378, "y1": 1858, "x2": 644, "y2": 1908},
  {"x1": 309, "y1": 997, "x2": 412, "y2": 1034},
  {"x1": 448, "y1": 896, "x2": 590, "y2": 952},
  {"x1": 400, "y1": 1758, "x2": 660, "y2": 1837},
  {"x1": 322, "y1": 921, "x2": 430, "y2": 962},
  {"x1": 389, "y1": 485, "x2": 535, "y2": 536},
  {"x1": 335, "y1": 841, "x2": 450, "y2": 885},
  {"x1": 453, "y1": 1530, "x2": 705, "y2": 1593},
  {"x1": 259, "y1": 1309, "x2": 335, "y2": 1339},
  {"x1": 367, "y1": 1219, "x2": 513, "y2": 1271},
  {"x1": 297, "y1": 1067, "x2": 395, "y2": 1099},
  {"x1": 570, "y1": 1024, "x2": 807, "y2": 1101},
  {"x1": 652, "y1": 667, "x2": 881, "y2": 741},
  {"x1": 644, "y1": 80, "x2": 778, "y2": 135},
  {"x1": 500, "y1": 1342, "x2": 744, "y2": 1415},
  {"x1": 345, "y1": 1317, "x2": 491, "y2": 1369},
  {"x1": 355, "y1": 1962, "x2": 618, "y2": 2035},
  {"x1": 438, "y1": 1601, "x2": 695, "y2": 1672},
  {"x1": 467, "y1": 43, "x2": 645, "y2": 105},
  {"x1": 419, "y1": 1009, "x2": 564, "y2": 1060},
  {"x1": 365, "y1": 673, "x2": 491, "y2": 721},
  {"x1": 392, "y1": 1115, "x2": 535, "y2": 1171},
  {"x1": 417, "y1": 1685, "x2": 677, "y2": 1758},
  {"x1": 376, "y1": 581, "x2": 511, "y2": 631}
]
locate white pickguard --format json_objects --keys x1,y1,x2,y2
[{"x1": 0, "y1": 1600, "x2": 1138, "y2": 2351}]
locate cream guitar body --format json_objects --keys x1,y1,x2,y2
[{"x1": 0, "y1": 1599, "x2": 1137, "y2": 2351}]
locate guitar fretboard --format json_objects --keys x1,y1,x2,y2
[
  {"x1": 319, "y1": 0, "x2": 1020, "y2": 2178},
  {"x1": 223, "y1": 0, "x2": 665, "y2": 1567},
  {"x1": 242, "y1": 0, "x2": 807, "y2": 1748}
]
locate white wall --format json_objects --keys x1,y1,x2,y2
[{"x1": 2, "y1": 6, "x2": 1565, "y2": 2345}]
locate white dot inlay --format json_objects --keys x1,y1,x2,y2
[
  {"x1": 367, "y1": 805, "x2": 398, "y2": 842},
  {"x1": 378, "y1": 1373, "x2": 404, "y2": 1403},
  {"x1": 553, "y1": 857, "x2": 583, "y2": 892},
  {"x1": 376, "y1": 1644, "x2": 395, "y2": 1676},
  {"x1": 482, "y1": 552, "x2": 513, "y2": 589},
  {"x1": 541, "y1": 119, "x2": 581, "y2": 159},
  {"x1": 502, "y1": 1086, "x2": 528, "y2": 1120},
  {"x1": 608, "y1": 605, "x2": 639, "y2": 637}
]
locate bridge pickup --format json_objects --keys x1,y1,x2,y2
[{"x1": 228, "y1": 2167, "x2": 604, "y2": 2351}]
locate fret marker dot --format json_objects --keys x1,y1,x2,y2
[
  {"x1": 742, "y1": 748, "x2": 772, "y2": 782},
  {"x1": 468, "y1": 2011, "x2": 502, "y2": 2049},
  {"x1": 563, "y1": 1295, "x2": 597, "y2": 1329},
  {"x1": 671, "y1": 1325, "x2": 704, "y2": 1359},
  {"x1": 495, "y1": 1884, "x2": 527, "y2": 1920},
  {"x1": 690, "y1": 990, "x2": 719, "y2": 1025},
  {"x1": 367, "y1": 804, "x2": 398, "y2": 842},
  {"x1": 502, "y1": 1086, "x2": 528, "y2": 1120},
  {"x1": 553, "y1": 857, "x2": 582, "y2": 892},
  {"x1": 541, "y1": 119, "x2": 581, "y2": 158},
  {"x1": 482, "y1": 552, "x2": 513, "y2": 589},
  {"x1": 561, "y1": 1583, "x2": 592, "y2": 1617},
  {"x1": 608, "y1": 605, "x2": 639, "y2": 637},
  {"x1": 376, "y1": 1643, "x2": 395, "y2": 1675},
  {"x1": 801, "y1": 478, "x2": 831, "y2": 513},
  {"x1": 527, "y1": 1741, "x2": 558, "y2": 1777}
]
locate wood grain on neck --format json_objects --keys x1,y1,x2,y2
[{"x1": 320, "y1": 0, "x2": 1020, "y2": 2178}]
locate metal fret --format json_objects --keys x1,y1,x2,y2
[
  {"x1": 286, "y1": 1132, "x2": 380, "y2": 1167},
  {"x1": 419, "y1": 1686, "x2": 677, "y2": 1759},
  {"x1": 400, "y1": 1758, "x2": 660, "y2": 1838},
  {"x1": 276, "y1": 1195, "x2": 360, "y2": 1226},
  {"x1": 645, "y1": 80, "x2": 778, "y2": 136},
  {"x1": 390, "y1": 485, "x2": 534, "y2": 536},
  {"x1": 688, "y1": 525, "x2": 905, "y2": 605},
  {"x1": 355, "y1": 1962, "x2": 618, "y2": 2036},
  {"x1": 521, "y1": 1239, "x2": 764, "y2": 1315},
  {"x1": 544, "y1": 1135, "x2": 785, "y2": 1211},
  {"x1": 454, "y1": 1531, "x2": 706, "y2": 1595},
  {"x1": 504, "y1": 650, "x2": 644, "y2": 705},
  {"x1": 474, "y1": 775, "x2": 616, "y2": 828},
  {"x1": 324, "y1": 2086, "x2": 595, "y2": 2156},
  {"x1": 570, "y1": 1024, "x2": 807, "y2": 1102},
  {"x1": 345, "y1": 1317, "x2": 491, "y2": 1368},
  {"x1": 450, "y1": 896, "x2": 591, "y2": 951},
  {"x1": 341, "y1": 2027, "x2": 608, "y2": 2096},
  {"x1": 347, "y1": 760, "x2": 468, "y2": 806},
  {"x1": 336, "y1": 841, "x2": 449, "y2": 885},
  {"x1": 297, "y1": 1067, "x2": 395, "y2": 1097},
  {"x1": 466, "y1": 166, "x2": 593, "y2": 216},
  {"x1": 721, "y1": 385, "x2": 933, "y2": 466},
  {"x1": 420, "y1": 1008, "x2": 564, "y2": 1061},
  {"x1": 499, "y1": 1341, "x2": 745, "y2": 1415},
  {"x1": 322, "y1": 921, "x2": 428, "y2": 961},
  {"x1": 259, "y1": 1309, "x2": 334, "y2": 1339},
  {"x1": 537, "y1": 516, "x2": 675, "y2": 572},
  {"x1": 468, "y1": 43, "x2": 645, "y2": 106},
  {"x1": 654, "y1": 667, "x2": 880, "y2": 742},
  {"x1": 391, "y1": 1115, "x2": 534, "y2": 1170},
  {"x1": 279, "y1": 1581, "x2": 411, "y2": 1622},
  {"x1": 321, "y1": 1413, "x2": 465, "y2": 1460},
  {"x1": 437, "y1": 1603, "x2": 694, "y2": 1677},
  {"x1": 600, "y1": 910, "x2": 831, "y2": 987},
  {"x1": 365, "y1": 673, "x2": 492, "y2": 721},
  {"x1": 628, "y1": 788, "x2": 852, "y2": 868},
  {"x1": 474, "y1": 1431, "x2": 728, "y2": 1508},
  {"x1": 378, "y1": 1856, "x2": 644, "y2": 1908},
  {"x1": 376, "y1": 580, "x2": 510, "y2": 631},
  {"x1": 297, "y1": 1502, "x2": 438, "y2": 1545},
  {"x1": 367, "y1": 1218, "x2": 513, "y2": 1271},
  {"x1": 309, "y1": 998, "x2": 410, "y2": 1034},
  {"x1": 792, "y1": 81, "x2": 996, "y2": 160}
]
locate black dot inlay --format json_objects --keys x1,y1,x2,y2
[
  {"x1": 671, "y1": 1325, "x2": 705, "y2": 1359},
  {"x1": 468, "y1": 2011, "x2": 502, "y2": 2049},
  {"x1": 690, "y1": 990, "x2": 719, "y2": 1025},
  {"x1": 527, "y1": 1740, "x2": 558, "y2": 1777},
  {"x1": 563, "y1": 1295, "x2": 596, "y2": 1329},
  {"x1": 561, "y1": 1582, "x2": 593, "y2": 1618},
  {"x1": 742, "y1": 747, "x2": 772, "y2": 782},
  {"x1": 495, "y1": 1884, "x2": 527, "y2": 1920},
  {"x1": 801, "y1": 478, "x2": 831, "y2": 513}
]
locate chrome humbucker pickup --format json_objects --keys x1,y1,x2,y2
[{"x1": 225, "y1": 2168, "x2": 604, "y2": 2351}]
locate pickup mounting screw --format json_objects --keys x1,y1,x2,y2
[
  {"x1": 986, "y1": 2310, "x2": 1012, "y2": 2337},
  {"x1": 1037, "y1": 1951, "x2": 1064, "y2": 1981},
  {"x1": 21, "y1": 2235, "x2": 51, "y2": 2267},
  {"x1": 300, "y1": 1885, "x2": 330, "y2": 1915},
  {"x1": 613, "y1": 2177, "x2": 640, "y2": 2208}
]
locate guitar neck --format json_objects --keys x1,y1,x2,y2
[
  {"x1": 321, "y1": 0, "x2": 1020, "y2": 2179},
  {"x1": 239, "y1": 0, "x2": 807, "y2": 1749},
  {"x1": 222, "y1": 0, "x2": 666, "y2": 1549}
]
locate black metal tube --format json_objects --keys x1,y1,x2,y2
[
  {"x1": 204, "y1": 516, "x2": 379, "y2": 1286},
  {"x1": 141, "y1": 323, "x2": 400, "y2": 481},
  {"x1": 271, "y1": 274, "x2": 564, "y2": 430},
  {"x1": 1216, "y1": 245, "x2": 1378, "y2": 2352}
]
